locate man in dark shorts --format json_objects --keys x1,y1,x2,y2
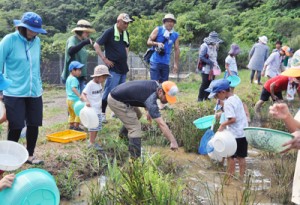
[
  {"x1": 107, "y1": 80, "x2": 179, "y2": 158},
  {"x1": 94, "y1": 13, "x2": 132, "y2": 123},
  {"x1": 254, "y1": 75, "x2": 300, "y2": 112}
]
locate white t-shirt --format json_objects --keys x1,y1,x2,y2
[
  {"x1": 224, "y1": 95, "x2": 248, "y2": 138},
  {"x1": 225, "y1": 55, "x2": 238, "y2": 73},
  {"x1": 82, "y1": 80, "x2": 103, "y2": 114}
]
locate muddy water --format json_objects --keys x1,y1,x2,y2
[{"x1": 61, "y1": 147, "x2": 278, "y2": 205}]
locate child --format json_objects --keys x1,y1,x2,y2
[
  {"x1": 224, "y1": 44, "x2": 240, "y2": 78},
  {"x1": 207, "y1": 79, "x2": 248, "y2": 183},
  {"x1": 66, "y1": 61, "x2": 84, "y2": 131},
  {"x1": 81, "y1": 65, "x2": 111, "y2": 151}
]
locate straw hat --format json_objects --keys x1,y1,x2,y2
[
  {"x1": 91, "y1": 65, "x2": 111, "y2": 77},
  {"x1": 71, "y1": 20, "x2": 95, "y2": 33},
  {"x1": 281, "y1": 49, "x2": 300, "y2": 77}
]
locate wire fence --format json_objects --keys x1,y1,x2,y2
[{"x1": 40, "y1": 47, "x2": 200, "y2": 85}]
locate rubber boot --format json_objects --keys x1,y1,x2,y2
[
  {"x1": 128, "y1": 138, "x2": 141, "y2": 159},
  {"x1": 119, "y1": 126, "x2": 128, "y2": 139}
]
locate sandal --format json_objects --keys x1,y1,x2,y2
[{"x1": 26, "y1": 157, "x2": 44, "y2": 165}]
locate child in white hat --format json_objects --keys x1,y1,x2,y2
[{"x1": 81, "y1": 65, "x2": 111, "y2": 151}]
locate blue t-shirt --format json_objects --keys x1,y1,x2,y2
[
  {"x1": 150, "y1": 26, "x2": 179, "y2": 65},
  {"x1": 66, "y1": 75, "x2": 80, "y2": 101}
]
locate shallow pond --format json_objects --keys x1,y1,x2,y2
[{"x1": 60, "y1": 146, "x2": 281, "y2": 205}]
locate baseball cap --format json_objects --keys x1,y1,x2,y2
[
  {"x1": 162, "y1": 81, "x2": 178, "y2": 104},
  {"x1": 91, "y1": 65, "x2": 111, "y2": 77},
  {"x1": 68, "y1": 61, "x2": 84, "y2": 71},
  {"x1": 207, "y1": 79, "x2": 231, "y2": 99},
  {"x1": 281, "y1": 49, "x2": 300, "y2": 77},
  {"x1": 117, "y1": 13, "x2": 133, "y2": 23}
]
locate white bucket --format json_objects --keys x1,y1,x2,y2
[
  {"x1": 0, "y1": 141, "x2": 28, "y2": 171},
  {"x1": 207, "y1": 138, "x2": 223, "y2": 162},
  {"x1": 79, "y1": 106, "x2": 99, "y2": 129},
  {"x1": 213, "y1": 130, "x2": 237, "y2": 157}
]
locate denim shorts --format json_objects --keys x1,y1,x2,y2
[{"x1": 150, "y1": 62, "x2": 170, "y2": 83}]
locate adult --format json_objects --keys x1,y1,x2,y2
[
  {"x1": 262, "y1": 46, "x2": 290, "y2": 79},
  {"x1": 147, "y1": 13, "x2": 180, "y2": 83},
  {"x1": 94, "y1": 13, "x2": 132, "y2": 123},
  {"x1": 254, "y1": 74, "x2": 300, "y2": 112},
  {"x1": 61, "y1": 19, "x2": 95, "y2": 92},
  {"x1": 197, "y1": 31, "x2": 223, "y2": 101},
  {"x1": 0, "y1": 12, "x2": 47, "y2": 164},
  {"x1": 248, "y1": 36, "x2": 269, "y2": 85},
  {"x1": 269, "y1": 49, "x2": 300, "y2": 204},
  {"x1": 107, "y1": 80, "x2": 179, "y2": 158}
]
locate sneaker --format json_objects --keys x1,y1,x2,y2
[
  {"x1": 88, "y1": 143, "x2": 104, "y2": 151},
  {"x1": 74, "y1": 127, "x2": 84, "y2": 131},
  {"x1": 111, "y1": 112, "x2": 117, "y2": 118},
  {"x1": 101, "y1": 113, "x2": 107, "y2": 123}
]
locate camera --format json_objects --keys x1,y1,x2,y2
[{"x1": 155, "y1": 46, "x2": 165, "y2": 56}]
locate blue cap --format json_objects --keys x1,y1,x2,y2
[
  {"x1": 207, "y1": 79, "x2": 231, "y2": 99},
  {"x1": 69, "y1": 61, "x2": 84, "y2": 71},
  {"x1": 13, "y1": 12, "x2": 47, "y2": 34}
]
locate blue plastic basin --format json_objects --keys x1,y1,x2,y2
[
  {"x1": 193, "y1": 115, "x2": 215, "y2": 129},
  {"x1": 227, "y1": 75, "x2": 241, "y2": 87},
  {"x1": 0, "y1": 168, "x2": 60, "y2": 205}
]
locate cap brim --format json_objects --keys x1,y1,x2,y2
[
  {"x1": 208, "y1": 92, "x2": 217, "y2": 99},
  {"x1": 165, "y1": 94, "x2": 176, "y2": 104},
  {"x1": 90, "y1": 73, "x2": 111, "y2": 77},
  {"x1": 14, "y1": 20, "x2": 47, "y2": 34},
  {"x1": 281, "y1": 69, "x2": 300, "y2": 77}
]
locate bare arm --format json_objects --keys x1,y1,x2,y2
[
  {"x1": 81, "y1": 92, "x2": 90, "y2": 107},
  {"x1": 147, "y1": 27, "x2": 164, "y2": 48},
  {"x1": 269, "y1": 81, "x2": 278, "y2": 101},
  {"x1": 72, "y1": 87, "x2": 81, "y2": 99},
  {"x1": 93, "y1": 42, "x2": 114, "y2": 68},
  {"x1": 154, "y1": 117, "x2": 178, "y2": 150},
  {"x1": 218, "y1": 117, "x2": 236, "y2": 131}
]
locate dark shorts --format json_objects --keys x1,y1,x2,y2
[
  {"x1": 3, "y1": 96, "x2": 43, "y2": 129},
  {"x1": 231, "y1": 137, "x2": 248, "y2": 158},
  {"x1": 260, "y1": 87, "x2": 283, "y2": 102}
]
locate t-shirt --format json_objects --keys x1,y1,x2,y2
[
  {"x1": 83, "y1": 80, "x2": 103, "y2": 114},
  {"x1": 225, "y1": 55, "x2": 238, "y2": 73},
  {"x1": 264, "y1": 75, "x2": 289, "y2": 93},
  {"x1": 224, "y1": 95, "x2": 248, "y2": 138},
  {"x1": 110, "y1": 80, "x2": 161, "y2": 119},
  {"x1": 96, "y1": 27, "x2": 129, "y2": 74},
  {"x1": 66, "y1": 75, "x2": 80, "y2": 101}
]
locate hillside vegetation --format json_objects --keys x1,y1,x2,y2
[{"x1": 0, "y1": 0, "x2": 299, "y2": 64}]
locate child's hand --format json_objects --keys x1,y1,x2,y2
[{"x1": 218, "y1": 124, "x2": 225, "y2": 132}]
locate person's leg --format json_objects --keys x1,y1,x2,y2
[
  {"x1": 225, "y1": 157, "x2": 235, "y2": 184},
  {"x1": 255, "y1": 88, "x2": 270, "y2": 112},
  {"x1": 150, "y1": 62, "x2": 160, "y2": 82},
  {"x1": 198, "y1": 73, "x2": 210, "y2": 101},
  {"x1": 25, "y1": 97, "x2": 43, "y2": 164},
  {"x1": 4, "y1": 96, "x2": 25, "y2": 142},
  {"x1": 108, "y1": 94, "x2": 142, "y2": 158},
  {"x1": 257, "y1": 70, "x2": 262, "y2": 85},
  {"x1": 250, "y1": 70, "x2": 255, "y2": 83},
  {"x1": 254, "y1": 100, "x2": 265, "y2": 112},
  {"x1": 67, "y1": 100, "x2": 76, "y2": 129},
  {"x1": 237, "y1": 157, "x2": 246, "y2": 180},
  {"x1": 89, "y1": 131, "x2": 97, "y2": 144},
  {"x1": 160, "y1": 63, "x2": 170, "y2": 83}
]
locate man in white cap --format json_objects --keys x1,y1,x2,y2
[
  {"x1": 94, "y1": 13, "x2": 133, "y2": 123},
  {"x1": 147, "y1": 13, "x2": 180, "y2": 83}
]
